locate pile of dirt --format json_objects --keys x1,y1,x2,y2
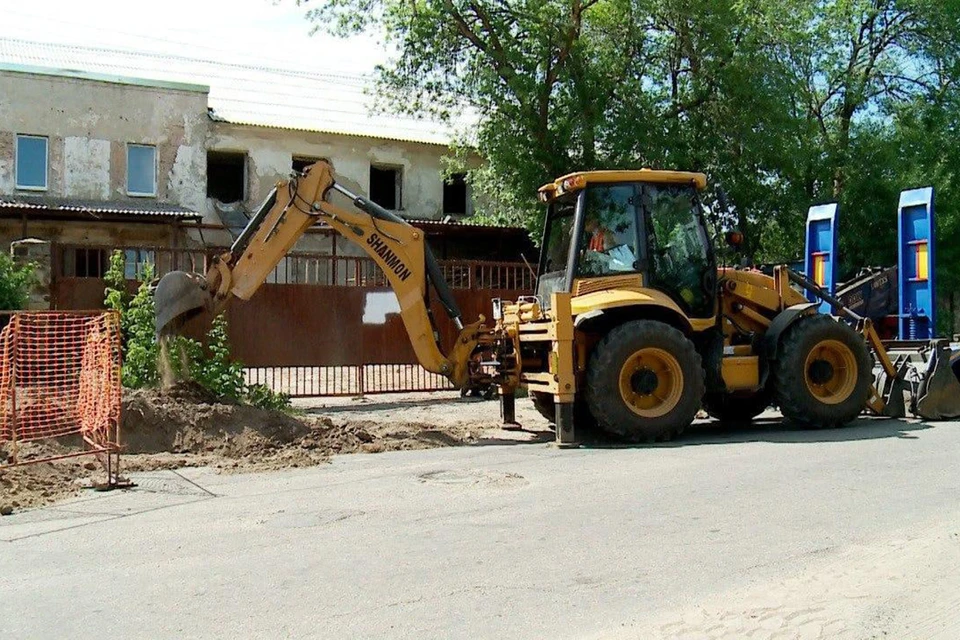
[
  {"x1": 1, "y1": 385, "x2": 490, "y2": 514},
  {"x1": 119, "y1": 384, "x2": 478, "y2": 472},
  {"x1": 122, "y1": 383, "x2": 314, "y2": 458},
  {"x1": 0, "y1": 440, "x2": 107, "y2": 512}
]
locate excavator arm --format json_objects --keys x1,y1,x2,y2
[{"x1": 154, "y1": 161, "x2": 485, "y2": 388}]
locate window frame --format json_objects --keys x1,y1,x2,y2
[
  {"x1": 639, "y1": 182, "x2": 716, "y2": 317},
  {"x1": 126, "y1": 143, "x2": 158, "y2": 197},
  {"x1": 15, "y1": 134, "x2": 49, "y2": 191}
]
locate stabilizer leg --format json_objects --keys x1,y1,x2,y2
[{"x1": 555, "y1": 401, "x2": 579, "y2": 448}]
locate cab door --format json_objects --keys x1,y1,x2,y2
[{"x1": 641, "y1": 183, "x2": 716, "y2": 318}]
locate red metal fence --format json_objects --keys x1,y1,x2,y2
[
  {"x1": 54, "y1": 244, "x2": 537, "y2": 290},
  {"x1": 245, "y1": 364, "x2": 455, "y2": 397},
  {"x1": 51, "y1": 245, "x2": 535, "y2": 397}
]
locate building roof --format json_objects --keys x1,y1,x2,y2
[
  {"x1": 0, "y1": 37, "x2": 471, "y2": 146},
  {"x1": 0, "y1": 195, "x2": 202, "y2": 221},
  {"x1": 406, "y1": 218, "x2": 529, "y2": 235},
  {"x1": 0, "y1": 61, "x2": 208, "y2": 93}
]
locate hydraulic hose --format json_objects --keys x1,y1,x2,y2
[{"x1": 330, "y1": 182, "x2": 464, "y2": 328}]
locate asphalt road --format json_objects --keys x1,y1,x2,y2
[{"x1": 3, "y1": 414, "x2": 960, "y2": 639}]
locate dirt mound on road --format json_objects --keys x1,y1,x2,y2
[
  {"x1": 2, "y1": 387, "x2": 500, "y2": 514},
  {"x1": 122, "y1": 384, "x2": 314, "y2": 457},
  {"x1": 118, "y1": 385, "x2": 481, "y2": 471}
]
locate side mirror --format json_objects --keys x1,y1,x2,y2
[{"x1": 725, "y1": 230, "x2": 744, "y2": 249}]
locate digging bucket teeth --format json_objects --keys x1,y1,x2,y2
[
  {"x1": 154, "y1": 270, "x2": 212, "y2": 336},
  {"x1": 873, "y1": 354, "x2": 909, "y2": 419},
  {"x1": 911, "y1": 340, "x2": 960, "y2": 420}
]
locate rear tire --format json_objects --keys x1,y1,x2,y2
[
  {"x1": 586, "y1": 320, "x2": 704, "y2": 443},
  {"x1": 773, "y1": 315, "x2": 871, "y2": 428},
  {"x1": 702, "y1": 390, "x2": 771, "y2": 424}
]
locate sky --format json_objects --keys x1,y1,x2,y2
[
  {"x1": 0, "y1": 0, "x2": 388, "y2": 76},
  {"x1": 0, "y1": 0, "x2": 471, "y2": 143}
]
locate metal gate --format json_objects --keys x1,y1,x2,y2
[{"x1": 51, "y1": 245, "x2": 534, "y2": 396}]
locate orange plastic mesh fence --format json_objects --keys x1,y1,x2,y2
[{"x1": 0, "y1": 312, "x2": 121, "y2": 448}]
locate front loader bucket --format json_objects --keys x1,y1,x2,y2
[
  {"x1": 912, "y1": 341, "x2": 960, "y2": 421},
  {"x1": 154, "y1": 270, "x2": 211, "y2": 336}
]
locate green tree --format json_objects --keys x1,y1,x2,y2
[
  {"x1": 105, "y1": 252, "x2": 160, "y2": 388},
  {"x1": 303, "y1": 0, "x2": 960, "y2": 304},
  {"x1": 305, "y1": 0, "x2": 807, "y2": 249}
]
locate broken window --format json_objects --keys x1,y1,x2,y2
[
  {"x1": 370, "y1": 164, "x2": 402, "y2": 210},
  {"x1": 207, "y1": 151, "x2": 247, "y2": 203},
  {"x1": 293, "y1": 156, "x2": 328, "y2": 174},
  {"x1": 443, "y1": 173, "x2": 468, "y2": 216}
]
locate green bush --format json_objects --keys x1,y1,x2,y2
[
  {"x1": 190, "y1": 313, "x2": 245, "y2": 400},
  {"x1": 0, "y1": 252, "x2": 35, "y2": 311},
  {"x1": 103, "y1": 250, "x2": 291, "y2": 410},
  {"x1": 245, "y1": 383, "x2": 292, "y2": 411},
  {"x1": 105, "y1": 252, "x2": 160, "y2": 388}
]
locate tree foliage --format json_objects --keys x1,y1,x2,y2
[
  {"x1": 304, "y1": 0, "x2": 960, "y2": 320},
  {"x1": 0, "y1": 253, "x2": 34, "y2": 311},
  {"x1": 105, "y1": 251, "x2": 159, "y2": 388}
]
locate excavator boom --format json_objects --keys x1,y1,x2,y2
[{"x1": 154, "y1": 161, "x2": 486, "y2": 388}]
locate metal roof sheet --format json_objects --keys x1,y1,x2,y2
[
  {"x1": 0, "y1": 37, "x2": 471, "y2": 146},
  {"x1": 0, "y1": 195, "x2": 202, "y2": 220}
]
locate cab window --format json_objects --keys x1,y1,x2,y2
[{"x1": 577, "y1": 184, "x2": 640, "y2": 277}]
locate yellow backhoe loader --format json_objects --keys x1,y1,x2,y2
[{"x1": 155, "y1": 161, "x2": 960, "y2": 445}]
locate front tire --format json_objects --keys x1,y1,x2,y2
[
  {"x1": 586, "y1": 320, "x2": 704, "y2": 443},
  {"x1": 773, "y1": 315, "x2": 871, "y2": 428}
]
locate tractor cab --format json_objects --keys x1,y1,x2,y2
[{"x1": 536, "y1": 170, "x2": 715, "y2": 319}]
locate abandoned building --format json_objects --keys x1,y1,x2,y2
[{"x1": 0, "y1": 41, "x2": 534, "y2": 311}]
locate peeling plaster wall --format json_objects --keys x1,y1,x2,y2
[
  {"x1": 64, "y1": 137, "x2": 110, "y2": 199},
  {"x1": 209, "y1": 123, "x2": 457, "y2": 228},
  {"x1": 0, "y1": 70, "x2": 208, "y2": 210},
  {"x1": 0, "y1": 131, "x2": 13, "y2": 193}
]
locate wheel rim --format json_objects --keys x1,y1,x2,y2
[
  {"x1": 618, "y1": 347, "x2": 684, "y2": 418},
  {"x1": 803, "y1": 339, "x2": 857, "y2": 405}
]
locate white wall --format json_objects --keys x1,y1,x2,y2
[
  {"x1": 208, "y1": 122, "x2": 458, "y2": 225},
  {"x1": 0, "y1": 69, "x2": 208, "y2": 210}
]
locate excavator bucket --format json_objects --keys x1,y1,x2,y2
[
  {"x1": 911, "y1": 341, "x2": 960, "y2": 420},
  {"x1": 154, "y1": 270, "x2": 212, "y2": 336}
]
